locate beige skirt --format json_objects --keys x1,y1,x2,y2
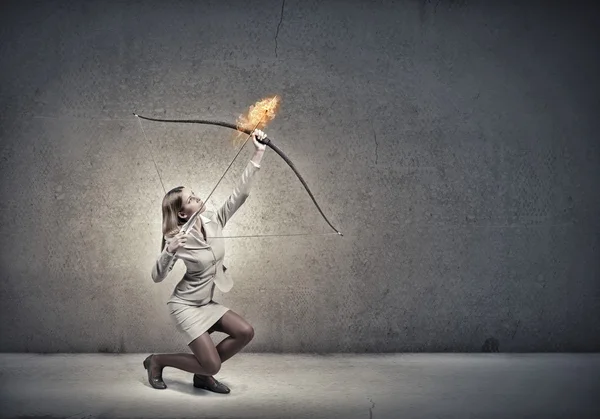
[{"x1": 167, "y1": 299, "x2": 230, "y2": 345}]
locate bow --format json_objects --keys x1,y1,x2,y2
[{"x1": 134, "y1": 111, "x2": 343, "y2": 237}]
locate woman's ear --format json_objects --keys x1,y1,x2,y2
[{"x1": 178, "y1": 211, "x2": 187, "y2": 220}]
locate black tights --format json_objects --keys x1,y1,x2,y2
[{"x1": 153, "y1": 310, "x2": 254, "y2": 376}]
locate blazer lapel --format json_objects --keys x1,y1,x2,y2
[{"x1": 181, "y1": 212, "x2": 213, "y2": 249}]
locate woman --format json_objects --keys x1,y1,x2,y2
[{"x1": 144, "y1": 129, "x2": 267, "y2": 393}]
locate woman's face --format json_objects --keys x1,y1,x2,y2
[{"x1": 178, "y1": 187, "x2": 206, "y2": 219}]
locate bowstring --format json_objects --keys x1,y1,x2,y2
[
  {"x1": 206, "y1": 232, "x2": 341, "y2": 239},
  {"x1": 137, "y1": 115, "x2": 167, "y2": 195}
]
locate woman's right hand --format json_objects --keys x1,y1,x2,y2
[{"x1": 167, "y1": 231, "x2": 188, "y2": 253}]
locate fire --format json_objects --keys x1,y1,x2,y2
[{"x1": 233, "y1": 95, "x2": 281, "y2": 146}]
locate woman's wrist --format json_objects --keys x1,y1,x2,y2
[{"x1": 251, "y1": 150, "x2": 264, "y2": 165}]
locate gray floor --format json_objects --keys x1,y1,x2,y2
[{"x1": 0, "y1": 353, "x2": 598, "y2": 419}]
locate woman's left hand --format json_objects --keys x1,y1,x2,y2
[{"x1": 252, "y1": 129, "x2": 267, "y2": 151}]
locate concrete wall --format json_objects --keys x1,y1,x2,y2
[{"x1": 1, "y1": 0, "x2": 598, "y2": 353}]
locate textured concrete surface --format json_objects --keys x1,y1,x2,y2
[
  {"x1": 1, "y1": 353, "x2": 599, "y2": 419},
  {"x1": 1, "y1": 0, "x2": 599, "y2": 353}
]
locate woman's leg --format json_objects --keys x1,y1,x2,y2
[
  {"x1": 190, "y1": 311, "x2": 254, "y2": 393},
  {"x1": 151, "y1": 332, "x2": 222, "y2": 376},
  {"x1": 210, "y1": 310, "x2": 255, "y2": 363}
]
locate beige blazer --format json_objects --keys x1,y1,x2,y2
[{"x1": 151, "y1": 160, "x2": 261, "y2": 305}]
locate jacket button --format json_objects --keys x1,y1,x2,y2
[{"x1": 212, "y1": 261, "x2": 216, "y2": 265}]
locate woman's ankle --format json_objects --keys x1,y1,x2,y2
[{"x1": 152, "y1": 354, "x2": 164, "y2": 369}]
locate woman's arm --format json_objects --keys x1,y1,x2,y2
[
  {"x1": 251, "y1": 148, "x2": 264, "y2": 167},
  {"x1": 216, "y1": 159, "x2": 261, "y2": 228},
  {"x1": 151, "y1": 241, "x2": 177, "y2": 283},
  {"x1": 217, "y1": 130, "x2": 266, "y2": 228}
]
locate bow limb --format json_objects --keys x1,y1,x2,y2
[
  {"x1": 133, "y1": 113, "x2": 343, "y2": 236},
  {"x1": 260, "y1": 140, "x2": 343, "y2": 236}
]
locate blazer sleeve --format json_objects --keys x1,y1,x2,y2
[
  {"x1": 217, "y1": 160, "x2": 261, "y2": 228},
  {"x1": 151, "y1": 240, "x2": 178, "y2": 283}
]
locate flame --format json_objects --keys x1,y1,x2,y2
[{"x1": 233, "y1": 95, "x2": 281, "y2": 146}]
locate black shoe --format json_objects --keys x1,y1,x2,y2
[
  {"x1": 143, "y1": 355, "x2": 167, "y2": 390},
  {"x1": 193, "y1": 374, "x2": 230, "y2": 394}
]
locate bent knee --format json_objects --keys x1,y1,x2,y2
[
  {"x1": 202, "y1": 358, "x2": 221, "y2": 375},
  {"x1": 240, "y1": 324, "x2": 254, "y2": 342}
]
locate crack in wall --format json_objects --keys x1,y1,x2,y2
[
  {"x1": 511, "y1": 319, "x2": 521, "y2": 340},
  {"x1": 371, "y1": 120, "x2": 379, "y2": 165},
  {"x1": 274, "y1": 0, "x2": 286, "y2": 58}
]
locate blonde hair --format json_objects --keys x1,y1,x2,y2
[{"x1": 160, "y1": 186, "x2": 187, "y2": 252}]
